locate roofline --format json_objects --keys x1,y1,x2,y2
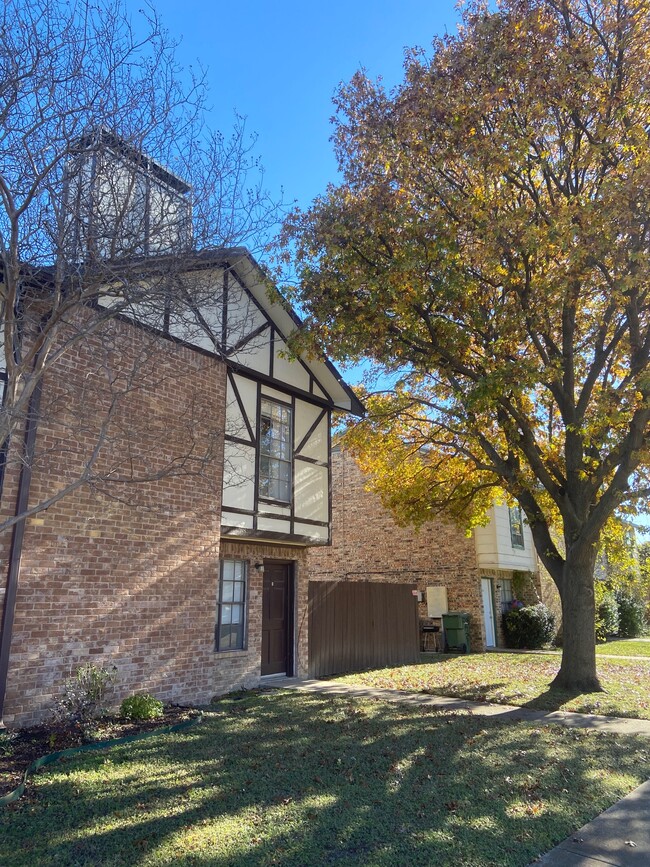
[
  {"x1": 72, "y1": 128, "x2": 191, "y2": 195},
  {"x1": 221, "y1": 248, "x2": 365, "y2": 417},
  {"x1": 4, "y1": 247, "x2": 365, "y2": 417}
]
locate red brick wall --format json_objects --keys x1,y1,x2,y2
[
  {"x1": 1, "y1": 315, "x2": 227, "y2": 726},
  {"x1": 308, "y1": 451, "x2": 487, "y2": 652}
]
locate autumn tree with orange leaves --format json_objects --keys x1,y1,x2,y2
[{"x1": 282, "y1": 0, "x2": 650, "y2": 691}]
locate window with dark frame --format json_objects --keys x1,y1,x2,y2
[
  {"x1": 215, "y1": 559, "x2": 247, "y2": 651},
  {"x1": 500, "y1": 578, "x2": 514, "y2": 612},
  {"x1": 509, "y1": 506, "x2": 525, "y2": 549},
  {"x1": 259, "y1": 397, "x2": 292, "y2": 503}
]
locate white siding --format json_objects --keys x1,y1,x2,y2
[
  {"x1": 221, "y1": 511, "x2": 254, "y2": 530},
  {"x1": 474, "y1": 504, "x2": 538, "y2": 571},
  {"x1": 312, "y1": 381, "x2": 328, "y2": 400},
  {"x1": 168, "y1": 268, "x2": 225, "y2": 351},
  {"x1": 261, "y1": 384, "x2": 290, "y2": 403},
  {"x1": 225, "y1": 375, "x2": 255, "y2": 442},
  {"x1": 257, "y1": 516, "x2": 292, "y2": 534},
  {"x1": 226, "y1": 280, "x2": 268, "y2": 353},
  {"x1": 296, "y1": 414, "x2": 328, "y2": 463},
  {"x1": 222, "y1": 441, "x2": 255, "y2": 511},
  {"x1": 229, "y1": 328, "x2": 271, "y2": 375},
  {"x1": 294, "y1": 401, "x2": 322, "y2": 450},
  {"x1": 473, "y1": 513, "x2": 498, "y2": 567},
  {"x1": 220, "y1": 378, "x2": 331, "y2": 544},
  {"x1": 273, "y1": 336, "x2": 311, "y2": 391},
  {"x1": 294, "y1": 462, "x2": 329, "y2": 523},
  {"x1": 294, "y1": 522, "x2": 328, "y2": 541}
]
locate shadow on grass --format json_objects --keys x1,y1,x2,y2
[
  {"x1": 2, "y1": 690, "x2": 649, "y2": 867},
  {"x1": 520, "y1": 686, "x2": 587, "y2": 714}
]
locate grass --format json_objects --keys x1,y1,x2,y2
[
  {"x1": 2, "y1": 690, "x2": 650, "y2": 867},
  {"x1": 595, "y1": 638, "x2": 650, "y2": 658},
  {"x1": 336, "y1": 652, "x2": 650, "y2": 718}
]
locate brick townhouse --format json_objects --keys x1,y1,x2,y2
[{"x1": 0, "y1": 133, "x2": 364, "y2": 726}]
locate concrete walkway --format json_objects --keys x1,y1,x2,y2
[{"x1": 262, "y1": 678, "x2": 650, "y2": 865}]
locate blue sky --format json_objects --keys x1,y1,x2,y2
[{"x1": 135, "y1": 1, "x2": 461, "y2": 214}]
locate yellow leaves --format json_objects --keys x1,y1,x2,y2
[{"x1": 281, "y1": 0, "x2": 650, "y2": 550}]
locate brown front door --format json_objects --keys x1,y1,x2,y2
[{"x1": 261, "y1": 562, "x2": 292, "y2": 675}]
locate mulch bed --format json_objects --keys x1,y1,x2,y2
[{"x1": 0, "y1": 705, "x2": 198, "y2": 800}]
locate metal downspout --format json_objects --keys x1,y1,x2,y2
[{"x1": 0, "y1": 375, "x2": 43, "y2": 727}]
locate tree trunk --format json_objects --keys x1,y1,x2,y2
[{"x1": 552, "y1": 543, "x2": 602, "y2": 692}]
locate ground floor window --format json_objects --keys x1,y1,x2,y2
[
  {"x1": 216, "y1": 559, "x2": 247, "y2": 651},
  {"x1": 500, "y1": 578, "x2": 514, "y2": 612}
]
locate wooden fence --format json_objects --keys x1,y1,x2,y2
[{"x1": 308, "y1": 580, "x2": 420, "y2": 678}]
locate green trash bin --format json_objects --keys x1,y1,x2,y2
[{"x1": 442, "y1": 612, "x2": 471, "y2": 653}]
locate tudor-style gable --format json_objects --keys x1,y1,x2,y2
[
  {"x1": 213, "y1": 251, "x2": 360, "y2": 546},
  {"x1": 96, "y1": 247, "x2": 361, "y2": 546},
  {"x1": 221, "y1": 373, "x2": 331, "y2": 544}
]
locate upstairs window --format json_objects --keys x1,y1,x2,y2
[
  {"x1": 259, "y1": 398, "x2": 292, "y2": 502},
  {"x1": 216, "y1": 559, "x2": 247, "y2": 651},
  {"x1": 509, "y1": 505, "x2": 525, "y2": 549}
]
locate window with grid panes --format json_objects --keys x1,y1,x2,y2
[
  {"x1": 509, "y1": 506, "x2": 525, "y2": 549},
  {"x1": 259, "y1": 398, "x2": 291, "y2": 502},
  {"x1": 216, "y1": 559, "x2": 247, "y2": 651},
  {"x1": 500, "y1": 578, "x2": 514, "y2": 612}
]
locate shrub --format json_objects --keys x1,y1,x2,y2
[
  {"x1": 120, "y1": 693, "x2": 164, "y2": 721},
  {"x1": 615, "y1": 589, "x2": 648, "y2": 638},
  {"x1": 502, "y1": 603, "x2": 556, "y2": 649},
  {"x1": 0, "y1": 730, "x2": 16, "y2": 756},
  {"x1": 54, "y1": 663, "x2": 118, "y2": 729},
  {"x1": 596, "y1": 588, "x2": 619, "y2": 641}
]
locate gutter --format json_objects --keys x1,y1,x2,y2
[{"x1": 0, "y1": 374, "x2": 43, "y2": 727}]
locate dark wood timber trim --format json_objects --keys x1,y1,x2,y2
[
  {"x1": 227, "y1": 370, "x2": 256, "y2": 444},
  {"x1": 294, "y1": 408, "x2": 327, "y2": 456},
  {"x1": 225, "y1": 321, "x2": 270, "y2": 358},
  {"x1": 220, "y1": 527, "x2": 326, "y2": 545}
]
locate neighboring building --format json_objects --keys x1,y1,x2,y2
[
  {"x1": 0, "y1": 138, "x2": 362, "y2": 726},
  {"x1": 308, "y1": 451, "x2": 542, "y2": 658}
]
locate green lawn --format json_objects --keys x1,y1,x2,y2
[
  {"x1": 336, "y1": 652, "x2": 650, "y2": 718},
  {"x1": 596, "y1": 638, "x2": 650, "y2": 658},
  {"x1": 2, "y1": 691, "x2": 650, "y2": 867}
]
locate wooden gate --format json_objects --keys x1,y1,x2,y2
[{"x1": 308, "y1": 581, "x2": 420, "y2": 678}]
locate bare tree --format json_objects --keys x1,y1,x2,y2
[{"x1": 0, "y1": 0, "x2": 281, "y2": 535}]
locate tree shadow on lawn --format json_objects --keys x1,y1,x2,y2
[
  {"x1": 2, "y1": 690, "x2": 648, "y2": 867},
  {"x1": 520, "y1": 686, "x2": 589, "y2": 715}
]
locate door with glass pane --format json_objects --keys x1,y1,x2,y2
[{"x1": 481, "y1": 578, "x2": 496, "y2": 648}]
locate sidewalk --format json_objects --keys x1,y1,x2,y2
[
  {"x1": 262, "y1": 677, "x2": 650, "y2": 865},
  {"x1": 536, "y1": 781, "x2": 650, "y2": 866}
]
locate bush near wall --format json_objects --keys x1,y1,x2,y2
[
  {"x1": 596, "y1": 588, "x2": 620, "y2": 642},
  {"x1": 614, "y1": 590, "x2": 647, "y2": 638},
  {"x1": 502, "y1": 603, "x2": 556, "y2": 650}
]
